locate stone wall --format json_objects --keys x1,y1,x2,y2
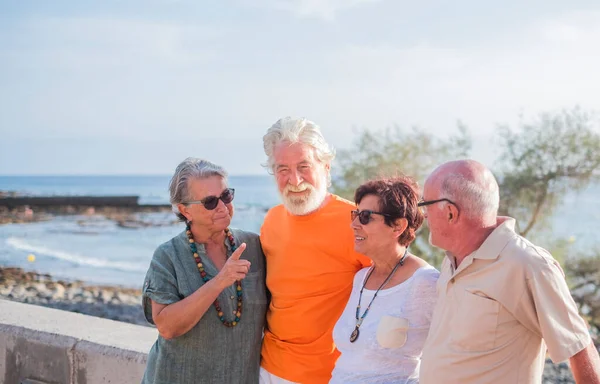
[{"x1": 0, "y1": 299, "x2": 157, "y2": 384}]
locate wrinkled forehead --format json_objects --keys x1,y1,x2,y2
[{"x1": 273, "y1": 141, "x2": 320, "y2": 166}]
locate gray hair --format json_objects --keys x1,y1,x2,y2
[
  {"x1": 169, "y1": 157, "x2": 228, "y2": 221},
  {"x1": 439, "y1": 172, "x2": 499, "y2": 219},
  {"x1": 262, "y1": 117, "x2": 336, "y2": 173}
]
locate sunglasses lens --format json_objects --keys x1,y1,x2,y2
[
  {"x1": 221, "y1": 189, "x2": 234, "y2": 204},
  {"x1": 351, "y1": 210, "x2": 358, "y2": 222},
  {"x1": 203, "y1": 196, "x2": 219, "y2": 210},
  {"x1": 359, "y1": 211, "x2": 371, "y2": 225}
]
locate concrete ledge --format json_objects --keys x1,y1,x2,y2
[{"x1": 0, "y1": 299, "x2": 157, "y2": 384}]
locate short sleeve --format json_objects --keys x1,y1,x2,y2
[
  {"x1": 142, "y1": 246, "x2": 182, "y2": 325},
  {"x1": 517, "y1": 250, "x2": 590, "y2": 362}
]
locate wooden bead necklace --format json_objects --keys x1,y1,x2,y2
[{"x1": 186, "y1": 223, "x2": 243, "y2": 327}]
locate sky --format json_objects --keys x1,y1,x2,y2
[{"x1": 1, "y1": 1, "x2": 599, "y2": 175}]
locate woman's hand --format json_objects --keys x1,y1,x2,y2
[
  {"x1": 152, "y1": 243, "x2": 251, "y2": 339},
  {"x1": 214, "y1": 243, "x2": 250, "y2": 289}
]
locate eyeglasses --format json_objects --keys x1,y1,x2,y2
[
  {"x1": 351, "y1": 209, "x2": 391, "y2": 225},
  {"x1": 183, "y1": 188, "x2": 235, "y2": 210},
  {"x1": 417, "y1": 198, "x2": 457, "y2": 213}
]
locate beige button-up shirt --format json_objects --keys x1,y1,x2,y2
[{"x1": 420, "y1": 217, "x2": 590, "y2": 384}]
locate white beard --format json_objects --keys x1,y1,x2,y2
[{"x1": 280, "y1": 181, "x2": 328, "y2": 216}]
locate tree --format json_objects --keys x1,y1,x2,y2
[
  {"x1": 332, "y1": 123, "x2": 472, "y2": 265},
  {"x1": 495, "y1": 108, "x2": 600, "y2": 238},
  {"x1": 333, "y1": 123, "x2": 471, "y2": 199}
]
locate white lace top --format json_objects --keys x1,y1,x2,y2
[{"x1": 330, "y1": 266, "x2": 439, "y2": 384}]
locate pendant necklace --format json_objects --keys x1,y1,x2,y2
[{"x1": 350, "y1": 248, "x2": 408, "y2": 343}]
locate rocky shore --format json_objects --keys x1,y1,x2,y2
[
  {"x1": 0, "y1": 267, "x2": 147, "y2": 326},
  {"x1": 0, "y1": 266, "x2": 578, "y2": 382}
]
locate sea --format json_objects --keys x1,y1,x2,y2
[{"x1": 0, "y1": 175, "x2": 598, "y2": 288}]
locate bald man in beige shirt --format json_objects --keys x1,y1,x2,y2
[{"x1": 418, "y1": 160, "x2": 600, "y2": 384}]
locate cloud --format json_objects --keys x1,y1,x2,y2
[
  {"x1": 2, "y1": 17, "x2": 222, "y2": 71},
  {"x1": 2, "y1": 6, "x2": 600, "y2": 174},
  {"x1": 246, "y1": 0, "x2": 381, "y2": 20},
  {"x1": 533, "y1": 10, "x2": 600, "y2": 44},
  {"x1": 313, "y1": 10, "x2": 600, "y2": 135},
  {"x1": 0, "y1": 16, "x2": 228, "y2": 140}
]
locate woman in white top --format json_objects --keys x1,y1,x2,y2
[{"x1": 331, "y1": 176, "x2": 439, "y2": 384}]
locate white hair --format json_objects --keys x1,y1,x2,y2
[
  {"x1": 168, "y1": 157, "x2": 228, "y2": 221},
  {"x1": 438, "y1": 171, "x2": 499, "y2": 219},
  {"x1": 262, "y1": 117, "x2": 336, "y2": 173}
]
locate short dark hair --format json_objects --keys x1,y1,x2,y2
[{"x1": 354, "y1": 176, "x2": 424, "y2": 246}]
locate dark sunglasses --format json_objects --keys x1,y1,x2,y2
[
  {"x1": 417, "y1": 198, "x2": 457, "y2": 211},
  {"x1": 183, "y1": 188, "x2": 235, "y2": 210},
  {"x1": 351, "y1": 209, "x2": 391, "y2": 225}
]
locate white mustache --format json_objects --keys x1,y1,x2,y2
[{"x1": 285, "y1": 183, "x2": 312, "y2": 193}]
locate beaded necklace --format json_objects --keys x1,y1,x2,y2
[
  {"x1": 186, "y1": 223, "x2": 243, "y2": 327},
  {"x1": 350, "y1": 248, "x2": 408, "y2": 342}
]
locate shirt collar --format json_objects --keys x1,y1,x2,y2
[{"x1": 445, "y1": 216, "x2": 518, "y2": 265}]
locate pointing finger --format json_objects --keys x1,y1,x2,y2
[{"x1": 230, "y1": 243, "x2": 247, "y2": 260}]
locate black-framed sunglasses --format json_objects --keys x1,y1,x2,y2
[
  {"x1": 417, "y1": 198, "x2": 457, "y2": 212},
  {"x1": 183, "y1": 188, "x2": 235, "y2": 210},
  {"x1": 351, "y1": 209, "x2": 392, "y2": 225}
]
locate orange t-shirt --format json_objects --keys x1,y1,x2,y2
[{"x1": 260, "y1": 195, "x2": 371, "y2": 384}]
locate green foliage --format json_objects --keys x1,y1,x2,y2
[
  {"x1": 495, "y1": 108, "x2": 600, "y2": 237},
  {"x1": 331, "y1": 123, "x2": 471, "y2": 267},
  {"x1": 332, "y1": 123, "x2": 471, "y2": 198}
]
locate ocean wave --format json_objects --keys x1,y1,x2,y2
[{"x1": 5, "y1": 237, "x2": 146, "y2": 272}]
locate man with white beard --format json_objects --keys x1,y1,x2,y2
[{"x1": 259, "y1": 117, "x2": 371, "y2": 384}]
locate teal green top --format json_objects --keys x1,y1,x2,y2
[{"x1": 141, "y1": 228, "x2": 267, "y2": 384}]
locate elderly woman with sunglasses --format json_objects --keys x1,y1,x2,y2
[
  {"x1": 141, "y1": 158, "x2": 267, "y2": 384},
  {"x1": 330, "y1": 176, "x2": 439, "y2": 384}
]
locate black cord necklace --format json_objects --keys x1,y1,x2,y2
[{"x1": 350, "y1": 248, "x2": 408, "y2": 343}]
